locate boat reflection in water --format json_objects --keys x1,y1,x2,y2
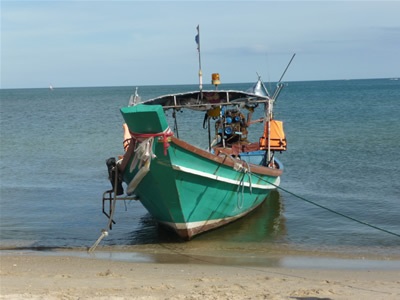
[{"x1": 194, "y1": 189, "x2": 286, "y2": 243}]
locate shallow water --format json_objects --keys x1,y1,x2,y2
[{"x1": 1, "y1": 79, "x2": 399, "y2": 257}]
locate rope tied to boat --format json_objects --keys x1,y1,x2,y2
[
  {"x1": 129, "y1": 127, "x2": 173, "y2": 156},
  {"x1": 251, "y1": 173, "x2": 400, "y2": 239},
  {"x1": 236, "y1": 161, "x2": 253, "y2": 209},
  {"x1": 218, "y1": 152, "x2": 254, "y2": 209},
  {"x1": 244, "y1": 161, "x2": 252, "y2": 193},
  {"x1": 125, "y1": 128, "x2": 173, "y2": 195},
  {"x1": 129, "y1": 137, "x2": 155, "y2": 173},
  {"x1": 230, "y1": 157, "x2": 252, "y2": 193}
]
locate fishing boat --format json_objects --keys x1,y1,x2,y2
[{"x1": 101, "y1": 28, "x2": 293, "y2": 241}]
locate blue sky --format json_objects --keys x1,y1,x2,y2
[{"x1": 1, "y1": 1, "x2": 400, "y2": 89}]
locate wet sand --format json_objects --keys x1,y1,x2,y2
[{"x1": 1, "y1": 247, "x2": 399, "y2": 299}]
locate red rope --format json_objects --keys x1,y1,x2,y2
[{"x1": 129, "y1": 129, "x2": 173, "y2": 155}]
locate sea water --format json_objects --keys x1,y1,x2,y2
[{"x1": 1, "y1": 79, "x2": 399, "y2": 257}]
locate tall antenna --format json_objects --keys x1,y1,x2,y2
[
  {"x1": 272, "y1": 53, "x2": 296, "y2": 101},
  {"x1": 278, "y1": 53, "x2": 296, "y2": 83},
  {"x1": 195, "y1": 25, "x2": 203, "y2": 93}
]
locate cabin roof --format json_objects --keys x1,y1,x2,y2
[{"x1": 140, "y1": 89, "x2": 270, "y2": 110}]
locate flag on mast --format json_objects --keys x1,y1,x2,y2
[
  {"x1": 195, "y1": 25, "x2": 203, "y2": 93},
  {"x1": 195, "y1": 25, "x2": 200, "y2": 52}
]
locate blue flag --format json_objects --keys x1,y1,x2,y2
[{"x1": 195, "y1": 25, "x2": 200, "y2": 51}]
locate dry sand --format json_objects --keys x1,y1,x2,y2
[{"x1": 1, "y1": 250, "x2": 399, "y2": 299}]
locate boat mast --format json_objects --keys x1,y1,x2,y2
[
  {"x1": 266, "y1": 98, "x2": 273, "y2": 166},
  {"x1": 195, "y1": 25, "x2": 203, "y2": 95}
]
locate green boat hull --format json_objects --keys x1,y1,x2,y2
[{"x1": 120, "y1": 104, "x2": 282, "y2": 240}]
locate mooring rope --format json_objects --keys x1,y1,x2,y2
[
  {"x1": 236, "y1": 174, "x2": 245, "y2": 209},
  {"x1": 253, "y1": 173, "x2": 400, "y2": 238}
]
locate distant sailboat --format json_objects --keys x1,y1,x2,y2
[{"x1": 49, "y1": 84, "x2": 54, "y2": 91}]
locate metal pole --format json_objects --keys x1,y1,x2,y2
[
  {"x1": 278, "y1": 53, "x2": 296, "y2": 83},
  {"x1": 267, "y1": 100, "x2": 271, "y2": 164}
]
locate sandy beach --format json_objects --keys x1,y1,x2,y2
[{"x1": 1, "y1": 249, "x2": 399, "y2": 300}]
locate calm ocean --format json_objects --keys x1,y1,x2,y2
[{"x1": 1, "y1": 79, "x2": 399, "y2": 257}]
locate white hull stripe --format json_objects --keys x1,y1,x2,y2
[
  {"x1": 172, "y1": 164, "x2": 279, "y2": 190},
  {"x1": 160, "y1": 209, "x2": 249, "y2": 230}
]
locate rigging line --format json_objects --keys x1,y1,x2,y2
[{"x1": 253, "y1": 174, "x2": 400, "y2": 238}]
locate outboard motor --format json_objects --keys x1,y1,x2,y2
[{"x1": 106, "y1": 157, "x2": 124, "y2": 196}]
